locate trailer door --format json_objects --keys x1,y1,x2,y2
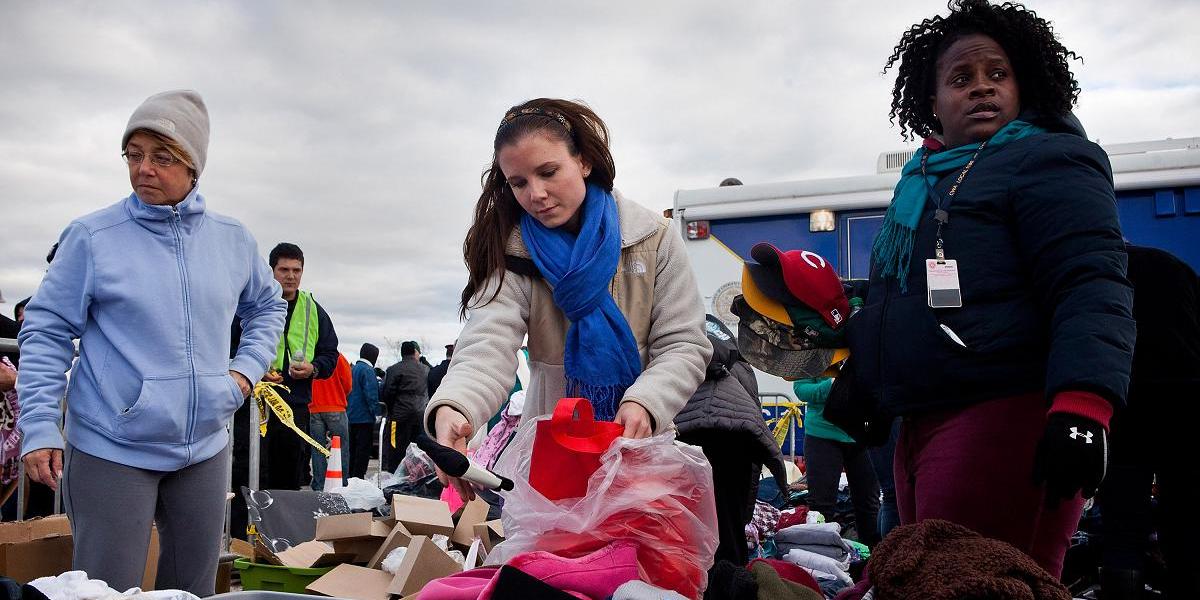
[{"x1": 841, "y1": 211, "x2": 886, "y2": 279}]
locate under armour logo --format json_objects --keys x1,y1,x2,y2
[{"x1": 1069, "y1": 426, "x2": 1094, "y2": 444}]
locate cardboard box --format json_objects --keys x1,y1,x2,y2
[
  {"x1": 450, "y1": 498, "x2": 490, "y2": 549},
  {"x1": 0, "y1": 515, "x2": 160, "y2": 588},
  {"x1": 472, "y1": 519, "x2": 505, "y2": 553},
  {"x1": 386, "y1": 536, "x2": 462, "y2": 597},
  {"x1": 307, "y1": 564, "x2": 394, "y2": 600},
  {"x1": 367, "y1": 523, "x2": 413, "y2": 569},
  {"x1": 0, "y1": 515, "x2": 72, "y2": 584},
  {"x1": 390, "y1": 495, "x2": 454, "y2": 538},
  {"x1": 315, "y1": 512, "x2": 393, "y2": 542},
  {"x1": 275, "y1": 540, "x2": 357, "y2": 568}
]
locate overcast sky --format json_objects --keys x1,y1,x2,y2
[{"x1": 2, "y1": 1, "x2": 1197, "y2": 364}]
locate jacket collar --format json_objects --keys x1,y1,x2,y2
[
  {"x1": 125, "y1": 186, "x2": 206, "y2": 234},
  {"x1": 505, "y1": 189, "x2": 661, "y2": 258}
]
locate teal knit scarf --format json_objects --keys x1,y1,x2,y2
[{"x1": 871, "y1": 119, "x2": 1046, "y2": 291}]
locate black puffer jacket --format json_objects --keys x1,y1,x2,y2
[
  {"x1": 675, "y1": 317, "x2": 788, "y2": 489},
  {"x1": 847, "y1": 112, "x2": 1136, "y2": 417}
]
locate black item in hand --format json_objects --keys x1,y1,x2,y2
[{"x1": 1033, "y1": 412, "x2": 1108, "y2": 503}]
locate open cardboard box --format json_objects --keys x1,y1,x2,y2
[
  {"x1": 390, "y1": 495, "x2": 454, "y2": 538},
  {"x1": 315, "y1": 512, "x2": 393, "y2": 563},
  {"x1": 0, "y1": 515, "x2": 160, "y2": 588},
  {"x1": 386, "y1": 535, "x2": 462, "y2": 597},
  {"x1": 367, "y1": 523, "x2": 413, "y2": 569},
  {"x1": 274, "y1": 540, "x2": 357, "y2": 568},
  {"x1": 472, "y1": 519, "x2": 505, "y2": 553},
  {"x1": 450, "y1": 497, "x2": 490, "y2": 549},
  {"x1": 306, "y1": 564, "x2": 394, "y2": 600}
]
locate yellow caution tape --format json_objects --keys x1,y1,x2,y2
[
  {"x1": 252, "y1": 381, "x2": 330, "y2": 457},
  {"x1": 765, "y1": 401, "x2": 805, "y2": 448}
]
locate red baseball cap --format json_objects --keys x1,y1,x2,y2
[{"x1": 750, "y1": 243, "x2": 849, "y2": 329}]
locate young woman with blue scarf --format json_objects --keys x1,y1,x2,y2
[
  {"x1": 425, "y1": 98, "x2": 712, "y2": 501},
  {"x1": 844, "y1": 0, "x2": 1135, "y2": 579}
]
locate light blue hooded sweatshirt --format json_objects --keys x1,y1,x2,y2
[{"x1": 17, "y1": 189, "x2": 286, "y2": 471}]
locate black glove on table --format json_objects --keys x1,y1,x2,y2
[{"x1": 1032, "y1": 412, "x2": 1107, "y2": 504}]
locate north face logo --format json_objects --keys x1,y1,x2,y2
[{"x1": 154, "y1": 117, "x2": 177, "y2": 133}]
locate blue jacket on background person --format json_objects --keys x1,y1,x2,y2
[
  {"x1": 347, "y1": 355, "x2": 380, "y2": 424},
  {"x1": 17, "y1": 190, "x2": 286, "y2": 471}
]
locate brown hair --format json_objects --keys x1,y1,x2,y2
[{"x1": 459, "y1": 98, "x2": 616, "y2": 317}]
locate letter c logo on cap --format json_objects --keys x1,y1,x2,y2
[{"x1": 801, "y1": 251, "x2": 826, "y2": 269}]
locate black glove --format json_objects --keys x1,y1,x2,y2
[{"x1": 1032, "y1": 412, "x2": 1107, "y2": 504}]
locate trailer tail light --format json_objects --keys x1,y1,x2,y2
[{"x1": 686, "y1": 220, "x2": 710, "y2": 240}]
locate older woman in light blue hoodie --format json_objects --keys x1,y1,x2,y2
[{"x1": 18, "y1": 90, "x2": 285, "y2": 594}]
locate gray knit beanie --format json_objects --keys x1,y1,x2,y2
[{"x1": 122, "y1": 89, "x2": 209, "y2": 176}]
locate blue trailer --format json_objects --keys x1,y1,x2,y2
[{"x1": 673, "y1": 137, "x2": 1200, "y2": 434}]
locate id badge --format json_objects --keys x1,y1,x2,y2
[{"x1": 926, "y1": 259, "x2": 963, "y2": 308}]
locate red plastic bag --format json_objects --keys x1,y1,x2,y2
[
  {"x1": 529, "y1": 397, "x2": 623, "y2": 501},
  {"x1": 490, "y1": 413, "x2": 719, "y2": 598}
]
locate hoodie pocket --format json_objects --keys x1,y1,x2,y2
[
  {"x1": 194, "y1": 372, "x2": 246, "y2": 439},
  {"x1": 113, "y1": 374, "x2": 191, "y2": 444},
  {"x1": 113, "y1": 372, "x2": 243, "y2": 444}
]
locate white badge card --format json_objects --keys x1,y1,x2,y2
[{"x1": 926, "y1": 259, "x2": 963, "y2": 308}]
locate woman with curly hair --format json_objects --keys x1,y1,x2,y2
[
  {"x1": 845, "y1": 0, "x2": 1135, "y2": 576},
  {"x1": 424, "y1": 99, "x2": 712, "y2": 501}
]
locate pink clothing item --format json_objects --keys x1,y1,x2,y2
[
  {"x1": 415, "y1": 567, "x2": 498, "y2": 600},
  {"x1": 479, "y1": 541, "x2": 641, "y2": 600},
  {"x1": 474, "y1": 410, "x2": 519, "y2": 470},
  {"x1": 441, "y1": 479, "x2": 466, "y2": 513},
  {"x1": 421, "y1": 543, "x2": 639, "y2": 600}
]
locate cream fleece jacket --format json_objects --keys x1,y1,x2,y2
[{"x1": 425, "y1": 192, "x2": 712, "y2": 437}]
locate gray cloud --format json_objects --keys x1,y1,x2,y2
[{"x1": 2, "y1": 0, "x2": 1197, "y2": 360}]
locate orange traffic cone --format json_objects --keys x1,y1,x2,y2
[{"x1": 323, "y1": 435, "x2": 345, "y2": 492}]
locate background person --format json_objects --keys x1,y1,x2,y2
[
  {"x1": 308, "y1": 352, "x2": 352, "y2": 490},
  {"x1": 16, "y1": 90, "x2": 285, "y2": 593},
  {"x1": 1098, "y1": 244, "x2": 1200, "y2": 598},
  {"x1": 426, "y1": 98, "x2": 712, "y2": 500},
  {"x1": 848, "y1": 0, "x2": 1136, "y2": 577},
  {"x1": 347, "y1": 342, "x2": 381, "y2": 479},
  {"x1": 261, "y1": 242, "x2": 339, "y2": 489},
  {"x1": 381, "y1": 340, "x2": 428, "y2": 472}
]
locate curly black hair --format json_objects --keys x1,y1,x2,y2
[{"x1": 883, "y1": 0, "x2": 1082, "y2": 141}]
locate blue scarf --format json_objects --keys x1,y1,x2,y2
[
  {"x1": 520, "y1": 184, "x2": 642, "y2": 421},
  {"x1": 871, "y1": 119, "x2": 1045, "y2": 291}
]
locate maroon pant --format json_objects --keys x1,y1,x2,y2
[{"x1": 894, "y1": 393, "x2": 1083, "y2": 577}]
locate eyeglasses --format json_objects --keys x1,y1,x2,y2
[{"x1": 122, "y1": 150, "x2": 180, "y2": 168}]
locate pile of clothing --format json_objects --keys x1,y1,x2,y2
[
  {"x1": 776, "y1": 522, "x2": 855, "y2": 596},
  {"x1": 741, "y1": 497, "x2": 869, "y2": 599},
  {"x1": 836, "y1": 519, "x2": 1072, "y2": 600}
]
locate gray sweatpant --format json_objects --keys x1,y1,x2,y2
[{"x1": 62, "y1": 444, "x2": 229, "y2": 596}]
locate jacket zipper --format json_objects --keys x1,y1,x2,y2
[{"x1": 170, "y1": 206, "x2": 198, "y2": 462}]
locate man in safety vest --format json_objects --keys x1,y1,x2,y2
[{"x1": 262, "y1": 242, "x2": 339, "y2": 490}]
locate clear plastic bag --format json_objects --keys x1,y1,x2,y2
[
  {"x1": 488, "y1": 417, "x2": 719, "y2": 598},
  {"x1": 331, "y1": 476, "x2": 387, "y2": 511}
]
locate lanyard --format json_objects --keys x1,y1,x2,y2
[{"x1": 921, "y1": 139, "x2": 988, "y2": 261}]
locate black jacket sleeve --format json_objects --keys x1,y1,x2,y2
[
  {"x1": 1011, "y1": 135, "x2": 1136, "y2": 406},
  {"x1": 311, "y1": 300, "x2": 339, "y2": 380}
]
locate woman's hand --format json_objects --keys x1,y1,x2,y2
[
  {"x1": 433, "y1": 405, "x2": 476, "y2": 501},
  {"x1": 23, "y1": 448, "x2": 63, "y2": 491},
  {"x1": 230, "y1": 370, "x2": 251, "y2": 398},
  {"x1": 615, "y1": 401, "x2": 653, "y2": 439}
]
